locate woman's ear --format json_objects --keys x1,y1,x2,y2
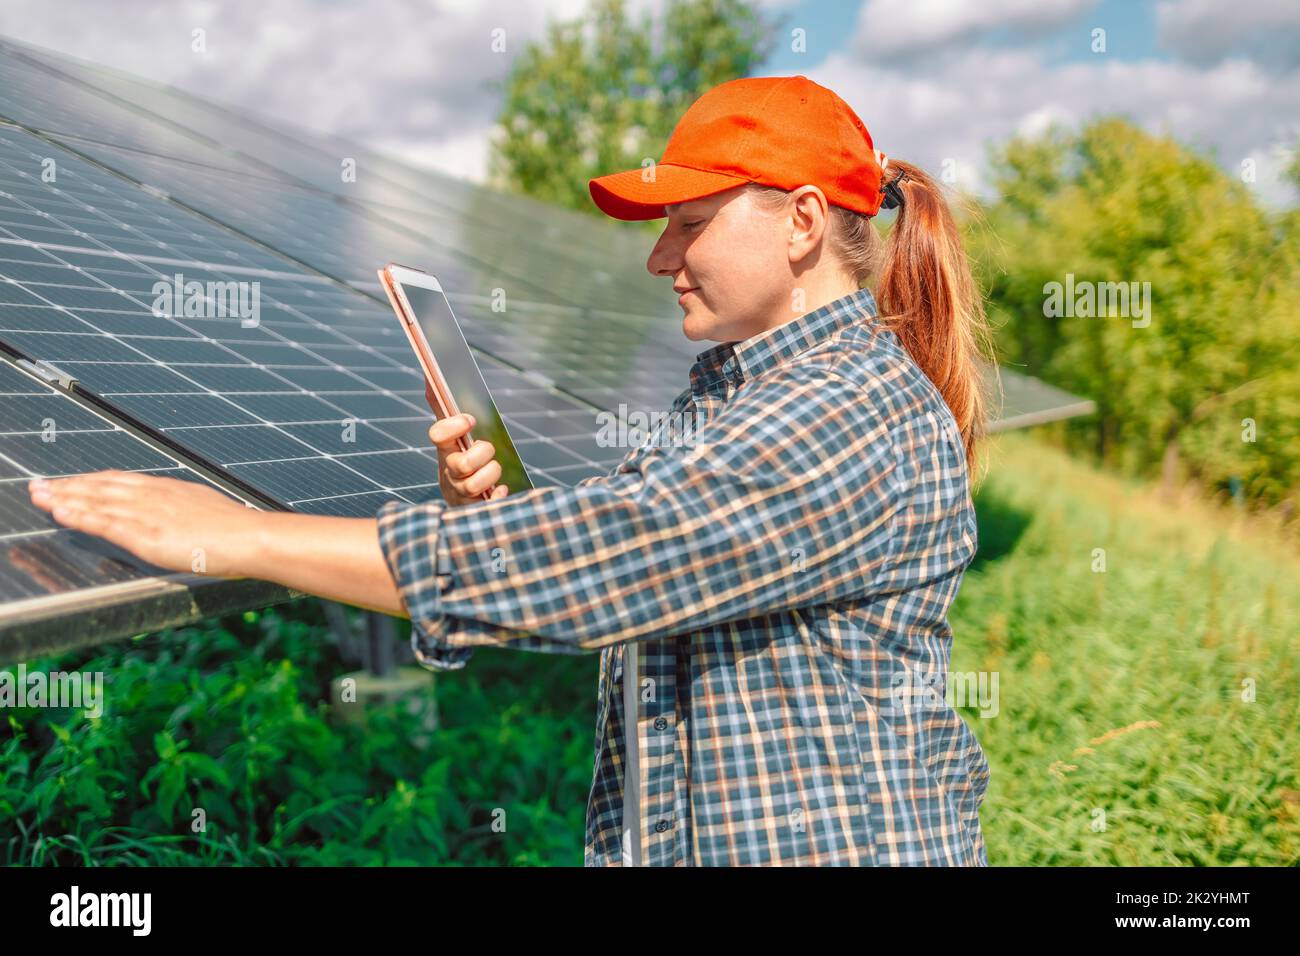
[{"x1": 785, "y1": 187, "x2": 832, "y2": 261}]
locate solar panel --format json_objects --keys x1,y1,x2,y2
[
  {"x1": 987, "y1": 366, "x2": 1097, "y2": 431},
  {"x1": 0, "y1": 37, "x2": 668, "y2": 300},
  {"x1": 0, "y1": 40, "x2": 686, "y2": 645},
  {"x1": 0, "y1": 134, "x2": 628, "y2": 514},
  {"x1": 0, "y1": 41, "x2": 644, "y2": 301},
  {"x1": 0, "y1": 46, "x2": 261, "y2": 177},
  {"x1": 451, "y1": 295, "x2": 701, "y2": 412},
  {"x1": 0, "y1": 38, "x2": 712, "y2": 476},
  {"x1": 57, "y1": 137, "x2": 678, "y2": 321},
  {"x1": 0, "y1": 354, "x2": 264, "y2": 602},
  {"x1": 0, "y1": 37, "x2": 684, "y2": 340}
]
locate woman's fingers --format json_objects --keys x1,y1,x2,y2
[
  {"x1": 47, "y1": 503, "x2": 147, "y2": 543},
  {"x1": 25, "y1": 469, "x2": 259, "y2": 574},
  {"x1": 30, "y1": 474, "x2": 141, "y2": 507},
  {"x1": 32, "y1": 469, "x2": 150, "y2": 496},
  {"x1": 450, "y1": 458, "x2": 501, "y2": 498},
  {"x1": 428, "y1": 414, "x2": 474, "y2": 455},
  {"x1": 424, "y1": 413, "x2": 509, "y2": 505},
  {"x1": 443, "y1": 439, "x2": 496, "y2": 479}
]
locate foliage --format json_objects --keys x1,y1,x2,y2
[
  {"x1": 1, "y1": 603, "x2": 595, "y2": 865},
  {"x1": 486, "y1": 0, "x2": 777, "y2": 227},
  {"x1": 4, "y1": 431, "x2": 1297, "y2": 865},
  {"x1": 970, "y1": 117, "x2": 1300, "y2": 511}
]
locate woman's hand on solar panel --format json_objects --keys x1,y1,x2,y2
[
  {"x1": 428, "y1": 413, "x2": 509, "y2": 505},
  {"x1": 26, "y1": 470, "x2": 260, "y2": 577}
]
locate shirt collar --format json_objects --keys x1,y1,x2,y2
[{"x1": 688, "y1": 286, "x2": 879, "y2": 396}]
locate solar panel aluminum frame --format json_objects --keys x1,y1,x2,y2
[{"x1": 2, "y1": 574, "x2": 302, "y2": 663}]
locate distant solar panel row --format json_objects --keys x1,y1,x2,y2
[{"x1": 0, "y1": 41, "x2": 680, "y2": 321}]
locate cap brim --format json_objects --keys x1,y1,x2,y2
[{"x1": 588, "y1": 164, "x2": 752, "y2": 221}]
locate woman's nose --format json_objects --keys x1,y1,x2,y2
[{"x1": 646, "y1": 237, "x2": 679, "y2": 277}]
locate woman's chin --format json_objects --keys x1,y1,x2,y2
[{"x1": 681, "y1": 311, "x2": 714, "y2": 341}]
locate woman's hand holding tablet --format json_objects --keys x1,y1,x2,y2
[{"x1": 428, "y1": 411, "x2": 510, "y2": 505}]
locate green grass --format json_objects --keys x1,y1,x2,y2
[
  {"x1": 957, "y1": 430, "x2": 1300, "y2": 865},
  {"x1": 2, "y1": 431, "x2": 1296, "y2": 865}
]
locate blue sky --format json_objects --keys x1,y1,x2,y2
[
  {"x1": 762, "y1": 0, "x2": 1161, "y2": 71},
  {"x1": 0, "y1": 0, "x2": 1295, "y2": 207}
]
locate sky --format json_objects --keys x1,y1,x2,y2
[{"x1": 0, "y1": 0, "x2": 1296, "y2": 207}]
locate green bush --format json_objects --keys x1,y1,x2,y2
[
  {"x1": 971, "y1": 117, "x2": 1300, "y2": 513},
  {"x1": 1, "y1": 602, "x2": 595, "y2": 865}
]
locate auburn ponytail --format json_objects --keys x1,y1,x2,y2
[{"x1": 872, "y1": 159, "x2": 994, "y2": 479}]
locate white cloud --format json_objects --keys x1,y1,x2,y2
[
  {"x1": 812, "y1": 44, "x2": 1300, "y2": 208},
  {"x1": 853, "y1": 0, "x2": 1099, "y2": 60},
  {"x1": 372, "y1": 126, "x2": 495, "y2": 182},
  {"x1": 1156, "y1": 0, "x2": 1300, "y2": 71},
  {"x1": 0, "y1": 0, "x2": 613, "y2": 183}
]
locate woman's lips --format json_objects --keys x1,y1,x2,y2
[{"x1": 678, "y1": 288, "x2": 698, "y2": 303}]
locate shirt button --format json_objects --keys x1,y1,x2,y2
[
  {"x1": 654, "y1": 716, "x2": 668, "y2": 731},
  {"x1": 654, "y1": 819, "x2": 671, "y2": 833}
]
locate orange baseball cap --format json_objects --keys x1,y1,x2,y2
[{"x1": 588, "y1": 74, "x2": 892, "y2": 222}]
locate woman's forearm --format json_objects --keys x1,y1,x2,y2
[{"x1": 246, "y1": 512, "x2": 407, "y2": 618}]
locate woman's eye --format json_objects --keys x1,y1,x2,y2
[{"x1": 682, "y1": 220, "x2": 704, "y2": 232}]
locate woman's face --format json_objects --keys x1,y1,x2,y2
[{"x1": 646, "y1": 186, "x2": 797, "y2": 343}]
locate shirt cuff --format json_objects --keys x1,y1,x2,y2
[{"x1": 375, "y1": 497, "x2": 474, "y2": 671}]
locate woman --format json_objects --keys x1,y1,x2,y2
[{"x1": 28, "y1": 74, "x2": 994, "y2": 866}]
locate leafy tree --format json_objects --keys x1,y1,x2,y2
[
  {"x1": 486, "y1": 0, "x2": 777, "y2": 228},
  {"x1": 971, "y1": 118, "x2": 1300, "y2": 511}
]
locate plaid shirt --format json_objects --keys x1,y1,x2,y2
[{"x1": 376, "y1": 286, "x2": 990, "y2": 866}]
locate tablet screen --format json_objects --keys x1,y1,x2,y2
[{"x1": 397, "y1": 281, "x2": 533, "y2": 494}]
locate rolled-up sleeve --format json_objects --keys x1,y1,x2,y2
[
  {"x1": 375, "y1": 362, "x2": 911, "y2": 669},
  {"x1": 376, "y1": 495, "x2": 472, "y2": 670}
]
